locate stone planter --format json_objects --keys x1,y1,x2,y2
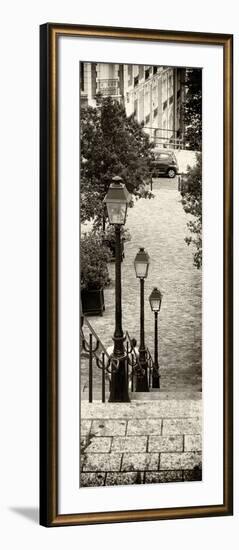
[{"x1": 81, "y1": 288, "x2": 105, "y2": 316}]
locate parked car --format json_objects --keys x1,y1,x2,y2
[{"x1": 151, "y1": 149, "x2": 179, "y2": 178}]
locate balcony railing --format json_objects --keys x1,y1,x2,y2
[{"x1": 97, "y1": 78, "x2": 120, "y2": 96}]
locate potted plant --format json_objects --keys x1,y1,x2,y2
[
  {"x1": 81, "y1": 231, "x2": 111, "y2": 316},
  {"x1": 102, "y1": 226, "x2": 131, "y2": 262}
]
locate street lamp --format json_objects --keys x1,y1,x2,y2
[
  {"x1": 104, "y1": 176, "x2": 131, "y2": 402},
  {"x1": 149, "y1": 287, "x2": 162, "y2": 389},
  {"x1": 134, "y1": 247, "x2": 150, "y2": 392}
]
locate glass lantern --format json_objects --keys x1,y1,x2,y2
[
  {"x1": 104, "y1": 176, "x2": 131, "y2": 225},
  {"x1": 149, "y1": 287, "x2": 162, "y2": 312},
  {"x1": 134, "y1": 247, "x2": 150, "y2": 279}
]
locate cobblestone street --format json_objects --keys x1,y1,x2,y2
[{"x1": 81, "y1": 176, "x2": 202, "y2": 395}]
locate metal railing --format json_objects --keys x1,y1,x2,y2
[
  {"x1": 125, "y1": 331, "x2": 155, "y2": 392},
  {"x1": 146, "y1": 348, "x2": 155, "y2": 389},
  {"x1": 143, "y1": 126, "x2": 185, "y2": 150},
  {"x1": 81, "y1": 315, "x2": 111, "y2": 403},
  {"x1": 153, "y1": 137, "x2": 184, "y2": 149},
  {"x1": 81, "y1": 318, "x2": 158, "y2": 402}
]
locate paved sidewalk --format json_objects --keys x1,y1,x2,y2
[{"x1": 80, "y1": 398, "x2": 202, "y2": 487}]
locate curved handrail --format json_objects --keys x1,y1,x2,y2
[{"x1": 81, "y1": 315, "x2": 156, "y2": 399}]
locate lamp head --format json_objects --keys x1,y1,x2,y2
[
  {"x1": 104, "y1": 176, "x2": 131, "y2": 225},
  {"x1": 134, "y1": 247, "x2": 150, "y2": 279},
  {"x1": 149, "y1": 287, "x2": 162, "y2": 312}
]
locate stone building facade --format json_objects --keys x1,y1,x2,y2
[
  {"x1": 123, "y1": 65, "x2": 185, "y2": 148},
  {"x1": 80, "y1": 62, "x2": 124, "y2": 108},
  {"x1": 80, "y1": 62, "x2": 185, "y2": 148}
]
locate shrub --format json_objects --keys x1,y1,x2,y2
[
  {"x1": 180, "y1": 153, "x2": 202, "y2": 269},
  {"x1": 81, "y1": 231, "x2": 111, "y2": 290},
  {"x1": 102, "y1": 226, "x2": 131, "y2": 243}
]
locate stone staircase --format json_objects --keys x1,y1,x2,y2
[
  {"x1": 81, "y1": 315, "x2": 202, "y2": 403},
  {"x1": 80, "y1": 398, "x2": 202, "y2": 487},
  {"x1": 80, "y1": 352, "x2": 201, "y2": 402}
]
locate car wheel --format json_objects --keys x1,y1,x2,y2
[{"x1": 168, "y1": 169, "x2": 176, "y2": 178}]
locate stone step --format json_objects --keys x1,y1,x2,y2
[
  {"x1": 130, "y1": 391, "x2": 201, "y2": 401},
  {"x1": 81, "y1": 399, "x2": 202, "y2": 419},
  {"x1": 81, "y1": 390, "x2": 201, "y2": 402}
]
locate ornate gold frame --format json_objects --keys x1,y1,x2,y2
[{"x1": 40, "y1": 23, "x2": 233, "y2": 527}]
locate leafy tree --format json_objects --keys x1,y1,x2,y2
[
  {"x1": 183, "y1": 69, "x2": 202, "y2": 151},
  {"x1": 80, "y1": 95, "x2": 154, "y2": 228},
  {"x1": 180, "y1": 153, "x2": 202, "y2": 269}
]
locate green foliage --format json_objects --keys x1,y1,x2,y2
[
  {"x1": 183, "y1": 69, "x2": 202, "y2": 151},
  {"x1": 102, "y1": 225, "x2": 131, "y2": 243},
  {"x1": 80, "y1": 231, "x2": 112, "y2": 290},
  {"x1": 181, "y1": 153, "x2": 202, "y2": 269},
  {"x1": 80, "y1": 96, "x2": 154, "y2": 227}
]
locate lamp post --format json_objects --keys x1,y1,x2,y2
[
  {"x1": 134, "y1": 247, "x2": 150, "y2": 392},
  {"x1": 149, "y1": 287, "x2": 162, "y2": 389},
  {"x1": 104, "y1": 176, "x2": 131, "y2": 402}
]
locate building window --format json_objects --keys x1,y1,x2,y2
[
  {"x1": 139, "y1": 66, "x2": 144, "y2": 80},
  {"x1": 145, "y1": 68, "x2": 150, "y2": 80},
  {"x1": 145, "y1": 114, "x2": 150, "y2": 124},
  {"x1": 162, "y1": 75, "x2": 167, "y2": 99},
  {"x1": 139, "y1": 90, "x2": 144, "y2": 123},
  {"x1": 80, "y1": 63, "x2": 84, "y2": 91},
  {"x1": 169, "y1": 111, "x2": 173, "y2": 130},
  {"x1": 153, "y1": 66, "x2": 158, "y2": 75},
  {"x1": 134, "y1": 75, "x2": 139, "y2": 87},
  {"x1": 97, "y1": 79, "x2": 119, "y2": 96},
  {"x1": 144, "y1": 88, "x2": 150, "y2": 118},
  {"x1": 163, "y1": 100, "x2": 167, "y2": 110},
  {"x1": 169, "y1": 95, "x2": 173, "y2": 105},
  {"x1": 128, "y1": 65, "x2": 133, "y2": 86},
  {"x1": 152, "y1": 84, "x2": 157, "y2": 108},
  {"x1": 154, "y1": 107, "x2": 158, "y2": 118}
]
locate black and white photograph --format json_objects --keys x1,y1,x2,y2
[
  {"x1": 80, "y1": 62, "x2": 202, "y2": 488},
  {"x1": 0, "y1": 1, "x2": 235, "y2": 543},
  {"x1": 39, "y1": 21, "x2": 233, "y2": 528}
]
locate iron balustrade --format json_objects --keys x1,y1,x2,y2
[
  {"x1": 81, "y1": 318, "x2": 159, "y2": 403},
  {"x1": 125, "y1": 331, "x2": 155, "y2": 392},
  {"x1": 81, "y1": 315, "x2": 111, "y2": 403}
]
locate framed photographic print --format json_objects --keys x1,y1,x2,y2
[{"x1": 40, "y1": 23, "x2": 233, "y2": 526}]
